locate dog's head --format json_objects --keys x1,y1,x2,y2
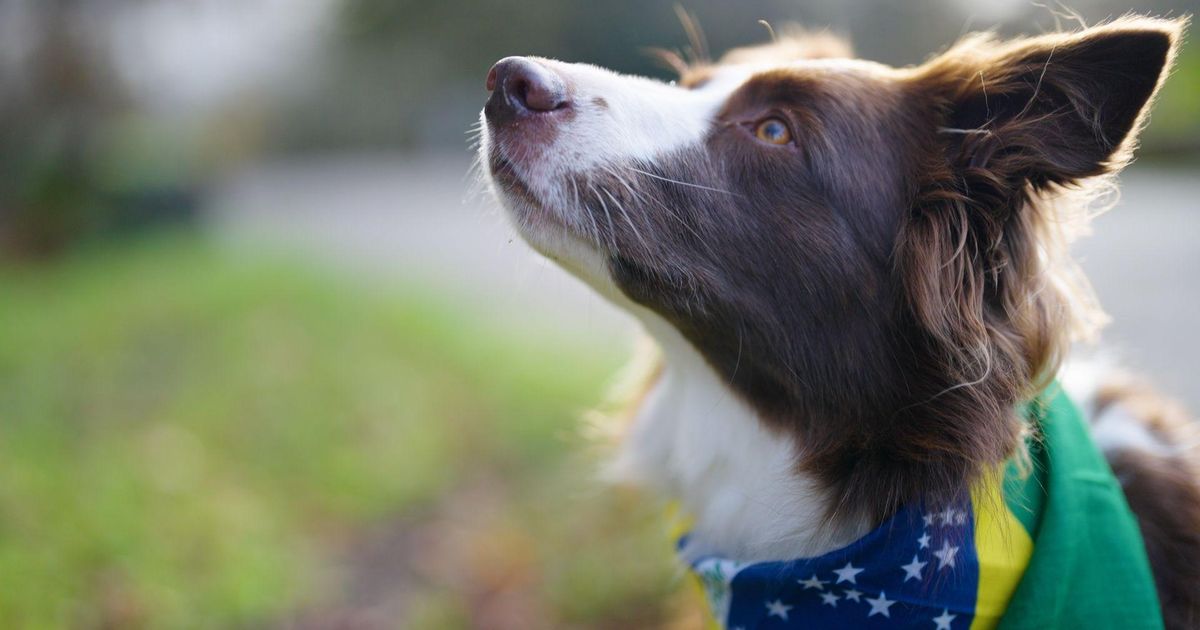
[{"x1": 480, "y1": 18, "x2": 1183, "y2": 523}]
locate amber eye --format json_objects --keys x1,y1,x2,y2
[{"x1": 754, "y1": 117, "x2": 792, "y2": 145}]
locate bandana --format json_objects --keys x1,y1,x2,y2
[{"x1": 679, "y1": 384, "x2": 1164, "y2": 629}]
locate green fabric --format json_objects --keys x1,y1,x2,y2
[{"x1": 998, "y1": 384, "x2": 1163, "y2": 629}]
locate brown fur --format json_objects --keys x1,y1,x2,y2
[
  {"x1": 874, "y1": 17, "x2": 1185, "y2": 517},
  {"x1": 1093, "y1": 377, "x2": 1200, "y2": 629},
  {"x1": 613, "y1": 17, "x2": 1197, "y2": 623},
  {"x1": 617, "y1": 18, "x2": 1184, "y2": 524}
]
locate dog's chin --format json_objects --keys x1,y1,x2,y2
[{"x1": 484, "y1": 151, "x2": 628, "y2": 304}]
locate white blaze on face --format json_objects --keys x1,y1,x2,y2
[{"x1": 531, "y1": 59, "x2": 737, "y2": 169}]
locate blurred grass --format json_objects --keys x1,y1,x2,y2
[{"x1": 0, "y1": 234, "x2": 682, "y2": 629}]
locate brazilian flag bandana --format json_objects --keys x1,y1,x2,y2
[{"x1": 679, "y1": 385, "x2": 1164, "y2": 629}]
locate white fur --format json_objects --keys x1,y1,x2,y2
[
  {"x1": 610, "y1": 308, "x2": 870, "y2": 563},
  {"x1": 1061, "y1": 357, "x2": 1175, "y2": 457},
  {"x1": 1059, "y1": 356, "x2": 1113, "y2": 417},
  {"x1": 533, "y1": 58, "x2": 743, "y2": 168},
  {"x1": 1091, "y1": 405, "x2": 1174, "y2": 457}
]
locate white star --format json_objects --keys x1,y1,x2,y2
[
  {"x1": 938, "y1": 508, "x2": 956, "y2": 525},
  {"x1": 917, "y1": 532, "x2": 931, "y2": 549},
  {"x1": 901, "y1": 554, "x2": 928, "y2": 581},
  {"x1": 933, "y1": 608, "x2": 958, "y2": 629},
  {"x1": 843, "y1": 588, "x2": 863, "y2": 602},
  {"x1": 954, "y1": 510, "x2": 968, "y2": 525},
  {"x1": 923, "y1": 512, "x2": 935, "y2": 527},
  {"x1": 820, "y1": 592, "x2": 840, "y2": 607},
  {"x1": 833, "y1": 562, "x2": 864, "y2": 584},
  {"x1": 798, "y1": 574, "x2": 828, "y2": 590},
  {"x1": 765, "y1": 599, "x2": 792, "y2": 620},
  {"x1": 934, "y1": 540, "x2": 960, "y2": 569},
  {"x1": 866, "y1": 591, "x2": 896, "y2": 618}
]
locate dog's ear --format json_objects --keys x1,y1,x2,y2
[
  {"x1": 900, "y1": 17, "x2": 1183, "y2": 358},
  {"x1": 884, "y1": 19, "x2": 1182, "y2": 504},
  {"x1": 924, "y1": 17, "x2": 1183, "y2": 187}
]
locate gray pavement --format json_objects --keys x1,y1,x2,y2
[
  {"x1": 212, "y1": 152, "x2": 636, "y2": 341},
  {"x1": 211, "y1": 153, "x2": 1199, "y2": 410},
  {"x1": 1073, "y1": 168, "x2": 1200, "y2": 409}
]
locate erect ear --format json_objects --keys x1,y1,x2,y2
[
  {"x1": 891, "y1": 19, "x2": 1183, "y2": 472},
  {"x1": 922, "y1": 17, "x2": 1184, "y2": 187}
]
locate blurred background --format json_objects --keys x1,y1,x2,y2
[{"x1": 0, "y1": 0, "x2": 1196, "y2": 627}]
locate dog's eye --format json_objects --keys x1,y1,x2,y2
[{"x1": 755, "y1": 118, "x2": 792, "y2": 145}]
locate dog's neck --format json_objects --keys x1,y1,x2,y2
[{"x1": 611, "y1": 310, "x2": 870, "y2": 563}]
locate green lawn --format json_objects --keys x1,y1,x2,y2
[{"x1": 0, "y1": 235, "x2": 683, "y2": 628}]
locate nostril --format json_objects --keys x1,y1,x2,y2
[
  {"x1": 511, "y1": 77, "x2": 531, "y2": 108},
  {"x1": 520, "y1": 75, "x2": 566, "y2": 112},
  {"x1": 486, "y1": 65, "x2": 498, "y2": 92},
  {"x1": 486, "y1": 56, "x2": 569, "y2": 115}
]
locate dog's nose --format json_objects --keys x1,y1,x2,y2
[{"x1": 485, "y1": 57, "x2": 568, "y2": 118}]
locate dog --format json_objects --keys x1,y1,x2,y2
[{"x1": 479, "y1": 15, "x2": 1198, "y2": 629}]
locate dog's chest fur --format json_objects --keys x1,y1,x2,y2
[{"x1": 610, "y1": 311, "x2": 869, "y2": 563}]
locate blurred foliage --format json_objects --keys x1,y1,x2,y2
[
  {"x1": 0, "y1": 2, "x2": 204, "y2": 260},
  {"x1": 277, "y1": 0, "x2": 1200, "y2": 155},
  {"x1": 1144, "y1": 38, "x2": 1200, "y2": 157},
  {"x1": 0, "y1": 235, "x2": 683, "y2": 628},
  {"x1": 280, "y1": 1, "x2": 635, "y2": 150},
  {"x1": 0, "y1": 1, "x2": 118, "y2": 257},
  {"x1": 2, "y1": 1, "x2": 1195, "y2": 258}
]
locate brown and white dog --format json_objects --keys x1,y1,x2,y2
[{"x1": 479, "y1": 15, "x2": 1198, "y2": 628}]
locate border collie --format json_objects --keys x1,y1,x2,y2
[{"x1": 479, "y1": 15, "x2": 1197, "y2": 629}]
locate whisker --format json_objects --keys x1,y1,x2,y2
[
  {"x1": 462, "y1": 152, "x2": 492, "y2": 204},
  {"x1": 626, "y1": 166, "x2": 741, "y2": 197},
  {"x1": 601, "y1": 187, "x2": 654, "y2": 256},
  {"x1": 589, "y1": 182, "x2": 621, "y2": 252},
  {"x1": 571, "y1": 177, "x2": 604, "y2": 246},
  {"x1": 607, "y1": 164, "x2": 716, "y2": 256}
]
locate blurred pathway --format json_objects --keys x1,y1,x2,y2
[
  {"x1": 211, "y1": 153, "x2": 1200, "y2": 409},
  {"x1": 212, "y1": 151, "x2": 635, "y2": 342}
]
